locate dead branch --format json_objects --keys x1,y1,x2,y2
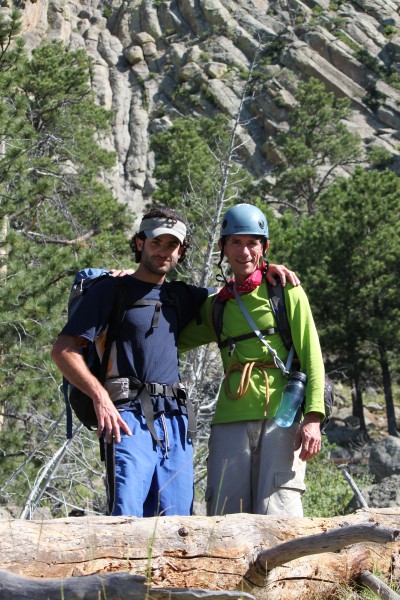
[
  {"x1": 257, "y1": 523, "x2": 400, "y2": 571},
  {"x1": 358, "y1": 570, "x2": 400, "y2": 600},
  {"x1": 338, "y1": 464, "x2": 369, "y2": 509},
  {"x1": 25, "y1": 229, "x2": 98, "y2": 244}
]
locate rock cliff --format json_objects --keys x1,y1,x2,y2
[{"x1": 13, "y1": 0, "x2": 400, "y2": 213}]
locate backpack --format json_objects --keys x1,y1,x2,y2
[
  {"x1": 211, "y1": 278, "x2": 334, "y2": 433},
  {"x1": 63, "y1": 269, "x2": 129, "y2": 438},
  {"x1": 62, "y1": 269, "x2": 191, "y2": 439}
]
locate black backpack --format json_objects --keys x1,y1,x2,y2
[
  {"x1": 63, "y1": 269, "x2": 188, "y2": 438},
  {"x1": 63, "y1": 269, "x2": 129, "y2": 438},
  {"x1": 211, "y1": 278, "x2": 334, "y2": 432}
]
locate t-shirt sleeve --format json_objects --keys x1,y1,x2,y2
[{"x1": 60, "y1": 278, "x2": 116, "y2": 343}]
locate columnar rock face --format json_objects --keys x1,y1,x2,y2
[{"x1": 13, "y1": 0, "x2": 400, "y2": 212}]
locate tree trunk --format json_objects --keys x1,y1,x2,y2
[
  {"x1": 0, "y1": 508, "x2": 399, "y2": 599},
  {"x1": 352, "y1": 369, "x2": 368, "y2": 433},
  {"x1": 0, "y1": 215, "x2": 8, "y2": 433},
  {"x1": 377, "y1": 340, "x2": 399, "y2": 437}
]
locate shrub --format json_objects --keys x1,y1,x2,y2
[{"x1": 303, "y1": 443, "x2": 372, "y2": 517}]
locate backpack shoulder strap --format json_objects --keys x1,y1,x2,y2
[
  {"x1": 164, "y1": 280, "x2": 199, "y2": 331},
  {"x1": 266, "y1": 279, "x2": 293, "y2": 351},
  {"x1": 99, "y1": 278, "x2": 129, "y2": 383},
  {"x1": 210, "y1": 295, "x2": 225, "y2": 347}
]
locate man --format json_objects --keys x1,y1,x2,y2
[
  {"x1": 52, "y1": 206, "x2": 297, "y2": 518},
  {"x1": 179, "y1": 203, "x2": 325, "y2": 517}
]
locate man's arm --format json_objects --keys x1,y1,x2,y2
[
  {"x1": 51, "y1": 335, "x2": 132, "y2": 443},
  {"x1": 109, "y1": 264, "x2": 301, "y2": 287}
]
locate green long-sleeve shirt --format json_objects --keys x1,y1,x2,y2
[{"x1": 178, "y1": 281, "x2": 325, "y2": 425}]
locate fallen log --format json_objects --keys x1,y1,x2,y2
[
  {"x1": 0, "y1": 570, "x2": 256, "y2": 600},
  {"x1": 0, "y1": 508, "x2": 399, "y2": 599}
]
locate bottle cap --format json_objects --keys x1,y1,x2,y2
[{"x1": 291, "y1": 371, "x2": 307, "y2": 383}]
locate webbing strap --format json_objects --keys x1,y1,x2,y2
[
  {"x1": 218, "y1": 327, "x2": 277, "y2": 355},
  {"x1": 183, "y1": 393, "x2": 196, "y2": 441},
  {"x1": 63, "y1": 377, "x2": 73, "y2": 439},
  {"x1": 105, "y1": 378, "x2": 196, "y2": 444},
  {"x1": 137, "y1": 386, "x2": 163, "y2": 447},
  {"x1": 233, "y1": 284, "x2": 289, "y2": 376},
  {"x1": 137, "y1": 384, "x2": 197, "y2": 445},
  {"x1": 128, "y1": 299, "x2": 162, "y2": 328}
]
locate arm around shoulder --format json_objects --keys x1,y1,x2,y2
[{"x1": 178, "y1": 294, "x2": 216, "y2": 353}]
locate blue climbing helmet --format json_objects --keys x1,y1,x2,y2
[{"x1": 220, "y1": 204, "x2": 269, "y2": 238}]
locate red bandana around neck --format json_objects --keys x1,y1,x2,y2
[{"x1": 218, "y1": 264, "x2": 267, "y2": 301}]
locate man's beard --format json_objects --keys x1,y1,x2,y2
[{"x1": 141, "y1": 253, "x2": 177, "y2": 276}]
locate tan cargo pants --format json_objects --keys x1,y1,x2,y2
[{"x1": 205, "y1": 419, "x2": 306, "y2": 516}]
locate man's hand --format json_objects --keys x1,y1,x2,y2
[
  {"x1": 51, "y1": 335, "x2": 132, "y2": 444},
  {"x1": 92, "y1": 391, "x2": 132, "y2": 444},
  {"x1": 294, "y1": 412, "x2": 322, "y2": 461},
  {"x1": 109, "y1": 269, "x2": 135, "y2": 277},
  {"x1": 267, "y1": 263, "x2": 301, "y2": 287}
]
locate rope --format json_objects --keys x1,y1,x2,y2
[{"x1": 224, "y1": 360, "x2": 277, "y2": 402}]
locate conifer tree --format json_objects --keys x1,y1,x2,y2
[
  {"x1": 289, "y1": 168, "x2": 400, "y2": 436},
  {"x1": 264, "y1": 77, "x2": 362, "y2": 216},
  {"x1": 0, "y1": 14, "x2": 132, "y2": 513}
]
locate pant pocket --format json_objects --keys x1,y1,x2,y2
[
  {"x1": 267, "y1": 472, "x2": 305, "y2": 517},
  {"x1": 274, "y1": 471, "x2": 306, "y2": 493}
]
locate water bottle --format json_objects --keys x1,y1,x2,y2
[{"x1": 275, "y1": 371, "x2": 307, "y2": 428}]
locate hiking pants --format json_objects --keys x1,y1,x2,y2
[
  {"x1": 205, "y1": 419, "x2": 306, "y2": 516},
  {"x1": 105, "y1": 411, "x2": 194, "y2": 517}
]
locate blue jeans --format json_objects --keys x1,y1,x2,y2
[{"x1": 105, "y1": 411, "x2": 194, "y2": 517}]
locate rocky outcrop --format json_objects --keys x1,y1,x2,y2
[
  {"x1": 10, "y1": 0, "x2": 400, "y2": 212},
  {"x1": 369, "y1": 436, "x2": 400, "y2": 481}
]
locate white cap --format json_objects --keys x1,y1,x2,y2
[{"x1": 139, "y1": 216, "x2": 186, "y2": 244}]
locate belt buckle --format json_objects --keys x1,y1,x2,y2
[
  {"x1": 176, "y1": 387, "x2": 187, "y2": 402},
  {"x1": 148, "y1": 382, "x2": 157, "y2": 395}
]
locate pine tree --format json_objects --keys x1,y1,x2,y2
[
  {"x1": 0, "y1": 17, "x2": 133, "y2": 513},
  {"x1": 291, "y1": 168, "x2": 400, "y2": 436},
  {"x1": 264, "y1": 77, "x2": 362, "y2": 216}
]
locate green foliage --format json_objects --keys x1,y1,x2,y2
[
  {"x1": 368, "y1": 145, "x2": 395, "y2": 169},
  {"x1": 151, "y1": 114, "x2": 252, "y2": 215},
  {"x1": 329, "y1": 0, "x2": 346, "y2": 9},
  {"x1": 261, "y1": 35, "x2": 289, "y2": 65},
  {"x1": 0, "y1": 14, "x2": 133, "y2": 510},
  {"x1": 102, "y1": 6, "x2": 113, "y2": 18},
  {"x1": 382, "y1": 25, "x2": 397, "y2": 39},
  {"x1": 335, "y1": 32, "x2": 361, "y2": 53},
  {"x1": 354, "y1": 49, "x2": 383, "y2": 76},
  {"x1": 387, "y1": 70, "x2": 400, "y2": 90},
  {"x1": 283, "y1": 167, "x2": 400, "y2": 432},
  {"x1": 265, "y1": 77, "x2": 362, "y2": 215},
  {"x1": 306, "y1": 167, "x2": 400, "y2": 348},
  {"x1": 303, "y1": 443, "x2": 372, "y2": 517},
  {"x1": 0, "y1": 9, "x2": 24, "y2": 74}
]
